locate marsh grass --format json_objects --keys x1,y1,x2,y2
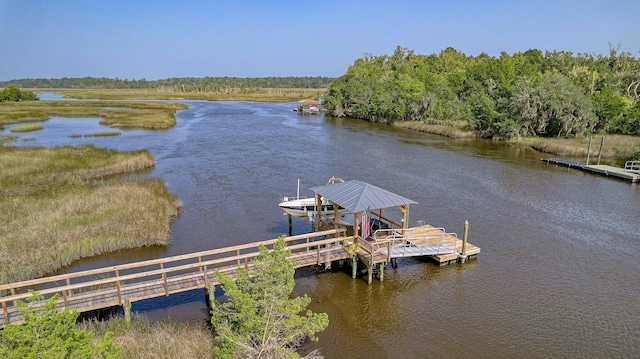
[
  {"x1": 393, "y1": 120, "x2": 477, "y2": 138},
  {"x1": 0, "y1": 134, "x2": 17, "y2": 143},
  {"x1": 69, "y1": 133, "x2": 82, "y2": 138},
  {"x1": 36, "y1": 88, "x2": 325, "y2": 102},
  {"x1": 82, "y1": 316, "x2": 214, "y2": 359},
  {"x1": 85, "y1": 131, "x2": 121, "y2": 137},
  {"x1": 0, "y1": 100, "x2": 187, "y2": 129},
  {"x1": 9, "y1": 124, "x2": 44, "y2": 132},
  {"x1": 515, "y1": 135, "x2": 640, "y2": 162},
  {"x1": 0, "y1": 145, "x2": 180, "y2": 284},
  {"x1": 394, "y1": 120, "x2": 640, "y2": 164}
]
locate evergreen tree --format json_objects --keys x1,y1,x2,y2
[
  {"x1": 0, "y1": 293, "x2": 121, "y2": 359},
  {"x1": 211, "y1": 236, "x2": 329, "y2": 359}
]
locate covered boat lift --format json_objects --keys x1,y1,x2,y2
[
  {"x1": 310, "y1": 180, "x2": 416, "y2": 283},
  {"x1": 309, "y1": 180, "x2": 480, "y2": 283},
  {"x1": 310, "y1": 180, "x2": 416, "y2": 235}
]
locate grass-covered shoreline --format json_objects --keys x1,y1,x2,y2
[
  {"x1": 32, "y1": 88, "x2": 325, "y2": 102},
  {"x1": 0, "y1": 145, "x2": 181, "y2": 284},
  {"x1": 0, "y1": 100, "x2": 188, "y2": 130},
  {"x1": 393, "y1": 120, "x2": 640, "y2": 164}
]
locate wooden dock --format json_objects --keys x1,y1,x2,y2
[
  {"x1": 583, "y1": 164, "x2": 640, "y2": 183},
  {"x1": 0, "y1": 229, "x2": 350, "y2": 327},
  {"x1": 542, "y1": 158, "x2": 639, "y2": 183},
  {"x1": 0, "y1": 225, "x2": 480, "y2": 327},
  {"x1": 361, "y1": 225, "x2": 480, "y2": 267}
]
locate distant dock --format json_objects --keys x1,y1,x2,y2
[{"x1": 541, "y1": 158, "x2": 640, "y2": 183}]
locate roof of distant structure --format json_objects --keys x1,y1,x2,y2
[
  {"x1": 310, "y1": 180, "x2": 416, "y2": 213},
  {"x1": 298, "y1": 98, "x2": 319, "y2": 103}
]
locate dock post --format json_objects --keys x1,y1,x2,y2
[
  {"x1": 367, "y1": 266, "x2": 373, "y2": 284},
  {"x1": 460, "y1": 220, "x2": 469, "y2": 263},
  {"x1": 351, "y1": 255, "x2": 357, "y2": 279},
  {"x1": 379, "y1": 263, "x2": 384, "y2": 281},
  {"x1": 124, "y1": 298, "x2": 131, "y2": 324},
  {"x1": 597, "y1": 136, "x2": 604, "y2": 165},
  {"x1": 586, "y1": 136, "x2": 592, "y2": 165},
  {"x1": 207, "y1": 283, "x2": 216, "y2": 312}
]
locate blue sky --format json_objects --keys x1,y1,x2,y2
[{"x1": 1, "y1": 0, "x2": 638, "y2": 80}]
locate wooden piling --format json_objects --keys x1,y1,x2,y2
[
  {"x1": 367, "y1": 266, "x2": 372, "y2": 284},
  {"x1": 460, "y1": 220, "x2": 469, "y2": 263},
  {"x1": 351, "y1": 256, "x2": 357, "y2": 279},
  {"x1": 586, "y1": 136, "x2": 592, "y2": 165},
  {"x1": 123, "y1": 298, "x2": 131, "y2": 324},
  {"x1": 379, "y1": 263, "x2": 384, "y2": 281},
  {"x1": 597, "y1": 136, "x2": 604, "y2": 165},
  {"x1": 207, "y1": 283, "x2": 215, "y2": 311}
]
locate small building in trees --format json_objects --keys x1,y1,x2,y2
[{"x1": 296, "y1": 99, "x2": 320, "y2": 114}]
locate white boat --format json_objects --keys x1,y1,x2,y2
[{"x1": 278, "y1": 177, "x2": 346, "y2": 217}]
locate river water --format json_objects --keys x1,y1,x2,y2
[{"x1": 3, "y1": 98, "x2": 640, "y2": 358}]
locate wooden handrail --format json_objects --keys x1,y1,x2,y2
[
  {"x1": 0, "y1": 233, "x2": 349, "y2": 306},
  {"x1": 0, "y1": 228, "x2": 346, "y2": 292}
]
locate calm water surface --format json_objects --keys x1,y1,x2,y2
[{"x1": 3, "y1": 99, "x2": 639, "y2": 358}]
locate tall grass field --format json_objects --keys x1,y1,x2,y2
[
  {"x1": 82, "y1": 316, "x2": 214, "y2": 359},
  {"x1": 0, "y1": 145, "x2": 181, "y2": 284}
]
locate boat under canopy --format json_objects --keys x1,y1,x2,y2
[{"x1": 278, "y1": 177, "x2": 346, "y2": 217}]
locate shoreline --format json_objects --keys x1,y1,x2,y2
[
  {"x1": 392, "y1": 120, "x2": 640, "y2": 164},
  {"x1": 0, "y1": 145, "x2": 180, "y2": 284}
]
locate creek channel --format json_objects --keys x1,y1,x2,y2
[{"x1": 4, "y1": 96, "x2": 639, "y2": 357}]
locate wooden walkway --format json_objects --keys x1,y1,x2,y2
[
  {"x1": 0, "y1": 229, "x2": 351, "y2": 327},
  {"x1": 583, "y1": 164, "x2": 640, "y2": 183},
  {"x1": 0, "y1": 225, "x2": 481, "y2": 327},
  {"x1": 542, "y1": 158, "x2": 640, "y2": 183}
]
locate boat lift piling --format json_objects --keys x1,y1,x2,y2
[{"x1": 460, "y1": 220, "x2": 469, "y2": 263}]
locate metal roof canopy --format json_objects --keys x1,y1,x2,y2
[{"x1": 310, "y1": 180, "x2": 417, "y2": 213}]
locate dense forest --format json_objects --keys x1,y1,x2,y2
[
  {"x1": 322, "y1": 46, "x2": 640, "y2": 138},
  {"x1": 0, "y1": 76, "x2": 334, "y2": 91}
]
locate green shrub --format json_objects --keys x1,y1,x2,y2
[{"x1": 0, "y1": 292, "x2": 121, "y2": 358}]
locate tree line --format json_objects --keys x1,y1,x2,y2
[
  {"x1": 0, "y1": 76, "x2": 335, "y2": 92},
  {"x1": 322, "y1": 46, "x2": 640, "y2": 138}
]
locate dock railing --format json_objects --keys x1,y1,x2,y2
[
  {"x1": 625, "y1": 160, "x2": 640, "y2": 174},
  {"x1": 0, "y1": 228, "x2": 348, "y2": 327},
  {"x1": 372, "y1": 227, "x2": 459, "y2": 261}
]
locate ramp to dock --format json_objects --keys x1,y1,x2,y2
[{"x1": 0, "y1": 229, "x2": 350, "y2": 328}]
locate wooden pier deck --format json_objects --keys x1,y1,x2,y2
[
  {"x1": 0, "y1": 225, "x2": 481, "y2": 327},
  {"x1": 360, "y1": 225, "x2": 480, "y2": 267},
  {"x1": 0, "y1": 229, "x2": 351, "y2": 327},
  {"x1": 582, "y1": 164, "x2": 640, "y2": 183},
  {"x1": 542, "y1": 158, "x2": 639, "y2": 183}
]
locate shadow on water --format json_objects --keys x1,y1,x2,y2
[{"x1": 4, "y1": 99, "x2": 640, "y2": 357}]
